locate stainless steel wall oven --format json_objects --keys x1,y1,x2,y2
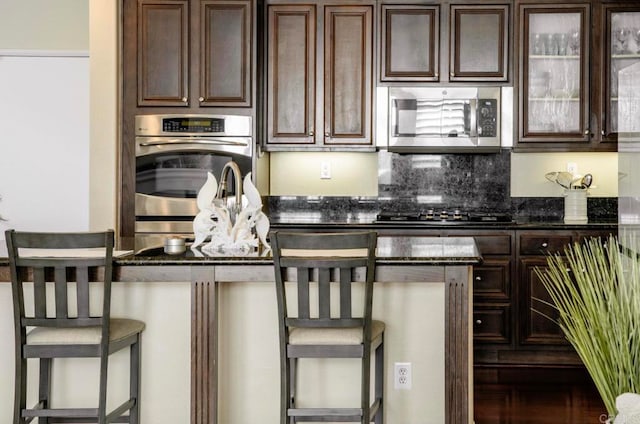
[{"x1": 134, "y1": 114, "x2": 252, "y2": 252}]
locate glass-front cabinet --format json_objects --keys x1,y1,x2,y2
[
  {"x1": 603, "y1": 7, "x2": 640, "y2": 143},
  {"x1": 519, "y1": 4, "x2": 590, "y2": 144}
]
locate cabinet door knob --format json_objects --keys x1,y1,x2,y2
[
  {"x1": 181, "y1": 97, "x2": 188, "y2": 103},
  {"x1": 475, "y1": 319, "x2": 482, "y2": 325},
  {"x1": 541, "y1": 242, "x2": 548, "y2": 248},
  {"x1": 475, "y1": 276, "x2": 482, "y2": 281},
  {"x1": 434, "y1": 72, "x2": 439, "y2": 79},
  {"x1": 199, "y1": 97, "x2": 204, "y2": 102},
  {"x1": 601, "y1": 129, "x2": 605, "y2": 136},
  {"x1": 584, "y1": 129, "x2": 589, "y2": 135},
  {"x1": 450, "y1": 72, "x2": 455, "y2": 77},
  {"x1": 309, "y1": 131, "x2": 314, "y2": 136},
  {"x1": 325, "y1": 132, "x2": 330, "y2": 138}
]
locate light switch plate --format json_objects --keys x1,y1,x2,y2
[{"x1": 320, "y1": 161, "x2": 331, "y2": 179}]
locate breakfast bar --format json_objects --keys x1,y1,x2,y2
[
  {"x1": 119, "y1": 236, "x2": 479, "y2": 424},
  {"x1": 0, "y1": 236, "x2": 480, "y2": 424}
]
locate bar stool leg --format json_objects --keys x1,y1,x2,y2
[
  {"x1": 14, "y1": 355, "x2": 27, "y2": 424},
  {"x1": 375, "y1": 337, "x2": 384, "y2": 424},
  {"x1": 38, "y1": 358, "x2": 52, "y2": 424},
  {"x1": 98, "y1": 355, "x2": 109, "y2": 424},
  {"x1": 289, "y1": 358, "x2": 297, "y2": 424},
  {"x1": 130, "y1": 335, "x2": 141, "y2": 424}
]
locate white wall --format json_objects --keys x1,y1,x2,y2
[
  {"x1": 0, "y1": 0, "x2": 88, "y2": 51},
  {"x1": 0, "y1": 54, "x2": 90, "y2": 240},
  {"x1": 510, "y1": 152, "x2": 618, "y2": 197},
  {"x1": 269, "y1": 152, "x2": 379, "y2": 196},
  {"x1": 89, "y1": 0, "x2": 119, "y2": 232}
]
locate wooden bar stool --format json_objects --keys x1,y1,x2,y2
[
  {"x1": 5, "y1": 229, "x2": 144, "y2": 424},
  {"x1": 270, "y1": 231, "x2": 384, "y2": 424}
]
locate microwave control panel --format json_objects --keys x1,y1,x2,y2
[{"x1": 477, "y1": 99, "x2": 498, "y2": 138}]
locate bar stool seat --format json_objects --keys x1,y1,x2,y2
[
  {"x1": 27, "y1": 318, "x2": 145, "y2": 346},
  {"x1": 289, "y1": 320, "x2": 385, "y2": 345}
]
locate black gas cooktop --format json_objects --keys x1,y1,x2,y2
[{"x1": 375, "y1": 209, "x2": 513, "y2": 225}]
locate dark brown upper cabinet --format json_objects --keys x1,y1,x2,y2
[
  {"x1": 137, "y1": 0, "x2": 189, "y2": 106},
  {"x1": 600, "y1": 3, "x2": 640, "y2": 147},
  {"x1": 199, "y1": 0, "x2": 252, "y2": 107},
  {"x1": 266, "y1": 4, "x2": 316, "y2": 145},
  {"x1": 380, "y1": 5, "x2": 439, "y2": 82},
  {"x1": 517, "y1": 3, "x2": 591, "y2": 147},
  {"x1": 266, "y1": 2, "x2": 374, "y2": 149},
  {"x1": 449, "y1": 5, "x2": 510, "y2": 82},
  {"x1": 516, "y1": 0, "x2": 640, "y2": 151},
  {"x1": 380, "y1": 3, "x2": 510, "y2": 84},
  {"x1": 135, "y1": 0, "x2": 252, "y2": 108}
]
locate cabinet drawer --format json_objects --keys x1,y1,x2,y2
[
  {"x1": 474, "y1": 235, "x2": 512, "y2": 256},
  {"x1": 445, "y1": 233, "x2": 511, "y2": 255},
  {"x1": 473, "y1": 258, "x2": 511, "y2": 300},
  {"x1": 519, "y1": 235, "x2": 571, "y2": 256},
  {"x1": 473, "y1": 305, "x2": 511, "y2": 344}
]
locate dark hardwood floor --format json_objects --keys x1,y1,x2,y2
[{"x1": 473, "y1": 367, "x2": 609, "y2": 424}]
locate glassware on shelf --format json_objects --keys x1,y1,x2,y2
[
  {"x1": 613, "y1": 27, "x2": 631, "y2": 54},
  {"x1": 555, "y1": 33, "x2": 569, "y2": 56},
  {"x1": 544, "y1": 33, "x2": 558, "y2": 56},
  {"x1": 568, "y1": 30, "x2": 580, "y2": 56},
  {"x1": 632, "y1": 28, "x2": 640, "y2": 54},
  {"x1": 532, "y1": 33, "x2": 545, "y2": 55},
  {"x1": 529, "y1": 70, "x2": 551, "y2": 98}
]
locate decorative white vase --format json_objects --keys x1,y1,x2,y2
[{"x1": 563, "y1": 188, "x2": 588, "y2": 224}]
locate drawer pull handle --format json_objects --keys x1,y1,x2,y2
[
  {"x1": 541, "y1": 242, "x2": 548, "y2": 248},
  {"x1": 475, "y1": 319, "x2": 482, "y2": 325}
]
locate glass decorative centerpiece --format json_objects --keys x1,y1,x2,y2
[{"x1": 191, "y1": 162, "x2": 270, "y2": 255}]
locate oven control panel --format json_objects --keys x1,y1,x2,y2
[
  {"x1": 162, "y1": 117, "x2": 225, "y2": 133},
  {"x1": 136, "y1": 114, "x2": 252, "y2": 137}
]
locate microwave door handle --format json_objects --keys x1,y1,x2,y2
[
  {"x1": 139, "y1": 138, "x2": 249, "y2": 147},
  {"x1": 469, "y1": 99, "x2": 478, "y2": 140}
]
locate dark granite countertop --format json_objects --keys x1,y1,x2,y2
[
  {"x1": 267, "y1": 213, "x2": 618, "y2": 230},
  {"x1": 119, "y1": 236, "x2": 482, "y2": 266},
  {"x1": 0, "y1": 217, "x2": 618, "y2": 267},
  {"x1": 0, "y1": 237, "x2": 481, "y2": 266}
]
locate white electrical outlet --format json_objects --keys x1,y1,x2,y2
[
  {"x1": 567, "y1": 162, "x2": 578, "y2": 175},
  {"x1": 320, "y1": 161, "x2": 331, "y2": 179},
  {"x1": 394, "y1": 362, "x2": 412, "y2": 390}
]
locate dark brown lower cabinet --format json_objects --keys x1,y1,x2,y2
[
  {"x1": 511, "y1": 229, "x2": 616, "y2": 365},
  {"x1": 518, "y1": 257, "x2": 569, "y2": 346},
  {"x1": 459, "y1": 228, "x2": 615, "y2": 367}
]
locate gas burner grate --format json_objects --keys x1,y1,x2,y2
[{"x1": 375, "y1": 210, "x2": 513, "y2": 225}]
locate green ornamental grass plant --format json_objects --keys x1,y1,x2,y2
[{"x1": 535, "y1": 236, "x2": 640, "y2": 417}]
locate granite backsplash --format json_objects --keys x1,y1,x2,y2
[{"x1": 266, "y1": 149, "x2": 617, "y2": 222}]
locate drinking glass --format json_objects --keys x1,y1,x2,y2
[
  {"x1": 544, "y1": 33, "x2": 558, "y2": 55},
  {"x1": 632, "y1": 28, "x2": 640, "y2": 54},
  {"x1": 532, "y1": 33, "x2": 544, "y2": 55},
  {"x1": 614, "y1": 27, "x2": 630, "y2": 54},
  {"x1": 568, "y1": 30, "x2": 580, "y2": 56},
  {"x1": 555, "y1": 33, "x2": 568, "y2": 56}
]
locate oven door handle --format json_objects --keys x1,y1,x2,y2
[{"x1": 139, "y1": 138, "x2": 249, "y2": 147}]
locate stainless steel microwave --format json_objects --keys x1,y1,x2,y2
[{"x1": 387, "y1": 87, "x2": 501, "y2": 153}]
